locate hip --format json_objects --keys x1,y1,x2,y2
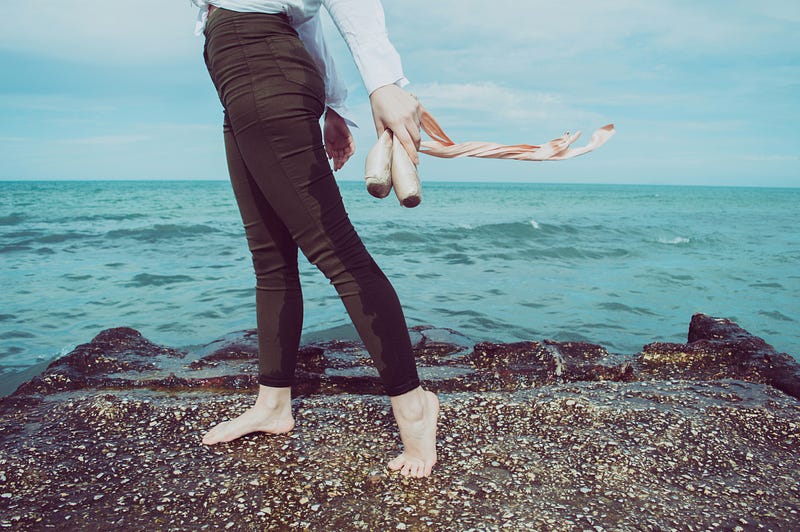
[{"x1": 202, "y1": 7, "x2": 325, "y2": 113}]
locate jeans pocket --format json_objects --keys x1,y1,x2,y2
[{"x1": 266, "y1": 36, "x2": 325, "y2": 104}]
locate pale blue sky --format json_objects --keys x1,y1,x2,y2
[{"x1": 1, "y1": 0, "x2": 798, "y2": 186}]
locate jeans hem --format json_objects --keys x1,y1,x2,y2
[
  {"x1": 258, "y1": 375, "x2": 293, "y2": 388},
  {"x1": 385, "y1": 378, "x2": 422, "y2": 397}
]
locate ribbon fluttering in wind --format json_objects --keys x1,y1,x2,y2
[
  {"x1": 418, "y1": 105, "x2": 615, "y2": 161},
  {"x1": 364, "y1": 102, "x2": 615, "y2": 208}
]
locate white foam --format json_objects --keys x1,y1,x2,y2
[
  {"x1": 657, "y1": 236, "x2": 690, "y2": 245},
  {"x1": 530, "y1": 219, "x2": 540, "y2": 229}
]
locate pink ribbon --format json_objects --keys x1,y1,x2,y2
[{"x1": 418, "y1": 106, "x2": 615, "y2": 161}]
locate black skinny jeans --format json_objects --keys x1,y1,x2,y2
[{"x1": 202, "y1": 8, "x2": 420, "y2": 396}]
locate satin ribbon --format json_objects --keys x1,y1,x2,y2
[{"x1": 417, "y1": 105, "x2": 615, "y2": 161}]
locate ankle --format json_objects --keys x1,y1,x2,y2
[
  {"x1": 390, "y1": 387, "x2": 426, "y2": 421},
  {"x1": 254, "y1": 385, "x2": 292, "y2": 411}
]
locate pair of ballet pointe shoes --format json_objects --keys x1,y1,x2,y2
[{"x1": 364, "y1": 128, "x2": 422, "y2": 208}]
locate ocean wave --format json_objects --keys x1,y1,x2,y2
[
  {"x1": 0, "y1": 330, "x2": 36, "y2": 340},
  {"x1": 657, "y1": 236, "x2": 691, "y2": 245},
  {"x1": 379, "y1": 219, "x2": 594, "y2": 250},
  {"x1": 2, "y1": 230, "x2": 41, "y2": 238},
  {"x1": 63, "y1": 273, "x2": 93, "y2": 281},
  {"x1": 758, "y1": 310, "x2": 795, "y2": 322},
  {"x1": 66, "y1": 213, "x2": 149, "y2": 223},
  {"x1": 749, "y1": 282, "x2": 783, "y2": 289},
  {"x1": 522, "y1": 246, "x2": 631, "y2": 261},
  {"x1": 36, "y1": 232, "x2": 96, "y2": 244},
  {"x1": 596, "y1": 302, "x2": 657, "y2": 316},
  {"x1": 383, "y1": 231, "x2": 429, "y2": 243},
  {"x1": 124, "y1": 273, "x2": 196, "y2": 287},
  {"x1": 440, "y1": 252, "x2": 475, "y2": 265},
  {"x1": 0, "y1": 213, "x2": 26, "y2": 226},
  {"x1": 440, "y1": 221, "x2": 544, "y2": 242},
  {"x1": 0, "y1": 244, "x2": 34, "y2": 254},
  {"x1": 3, "y1": 232, "x2": 96, "y2": 250},
  {"x1": 105, "y1": 224, "x2": 221, "y2": 242}
]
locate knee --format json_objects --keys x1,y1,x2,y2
[
  {"x1": 250, "y1": 250, "x2": 300, "y2": 291},
  {"x1": 309, "y1": 245, "x2": 388, "y2": 293}
]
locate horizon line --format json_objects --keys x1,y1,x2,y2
[{"x1": 1, "y1": 178, "x2": 798, "y2": 189}]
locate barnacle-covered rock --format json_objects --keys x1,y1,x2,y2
[{"x1": 1, "y1": 315, "x2": 798, "y2": 530}]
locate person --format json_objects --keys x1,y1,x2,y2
[{"x1": 191, "y1": 0, "x2": 439, "y2": 478}]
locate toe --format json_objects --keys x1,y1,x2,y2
[
  {"x1": 388, "y1": 455, "x2": 403, "y2": 471},
  {"x1": 202, "y1": 425, "x2": 222, "y2": 445}
]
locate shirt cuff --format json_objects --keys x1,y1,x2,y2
[
  {"x1": 326, "y1": 103, "x2": 359, "y2": 129},
  {"x1": 371, "y1": 76, "x2": 410, "y2": 95}
]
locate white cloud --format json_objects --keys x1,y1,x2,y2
[
  {"x1": 412, "y1": 82, "x2": 560, "y2": 113},
  {"x1": 409, "y1": 81, "x2": 609, "y2": 139}
]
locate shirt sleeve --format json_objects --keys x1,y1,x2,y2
[
  {"x1": 294, "y1": 13, "x2": 359, "y2": 128},
  {"x1": 321, "y1": 0, "x2": 410, "y2": 96},
  {"x1": 191, "y1": 0, "x2": 210, "y2": 36}
]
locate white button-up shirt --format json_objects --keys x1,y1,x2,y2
[{"x1": 192, "y1": 0, "x2": 409, "y2": 127}]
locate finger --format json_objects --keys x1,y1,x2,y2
[
  {"x1": 340, "y1": 151, "x2": 352, "y2": 169},
  {"x1": 395, "y1": 128, "x2": 419, "y2": 165},
  {"x1": 374, "y1": 118, "x2": 385, "y2": 139},
  {"x1": 406, "y1": 117, "x2": 421, "y2": 150}
]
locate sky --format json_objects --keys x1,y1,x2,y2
[{"x1": 0, "y1": 0, "x2": 798, "y2": 186}]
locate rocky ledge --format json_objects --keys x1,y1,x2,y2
[{"x1": 0, "y1": 313, "x2": 798, "y2": 530}]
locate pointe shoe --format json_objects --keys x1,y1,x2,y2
[
  {"x1": 364, "y1": 129, "x2": 393, "y2": 199},
  {"x1": 391, "y1": 135, "x2": 422, "y2": 208}
]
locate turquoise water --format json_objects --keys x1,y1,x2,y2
[{"x1": 1, "y1": 180, "x2": 798, "y2": 381}]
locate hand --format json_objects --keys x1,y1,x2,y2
[
  {"x1": 323, "y1": 107, "x2": 355, "y2": 171},
  {"x1": 369, "y1": 84, "x2": 421, "y2": 165}
]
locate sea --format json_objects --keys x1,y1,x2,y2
[{"x1": 1, "y1": 180, "x2": 798, "y2": 393}]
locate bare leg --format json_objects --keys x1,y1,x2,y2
[
  {"x1": 202, "y1": 385, "x2": 295, "y2": 445},
  {"x1": 388, "y1": 386, "x2": 439, "y2": 477}
]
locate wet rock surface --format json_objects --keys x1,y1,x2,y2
[{"x1": 1, "y1": 314, "x2": 798, "y2": 530}]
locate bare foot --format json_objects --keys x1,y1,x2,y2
[
  {"x1": 202, "y1": 385, "x2": 295, "y2": 445},
  {"x1": 387, "y1": 387, "x2": 439, "y2": 477}
]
